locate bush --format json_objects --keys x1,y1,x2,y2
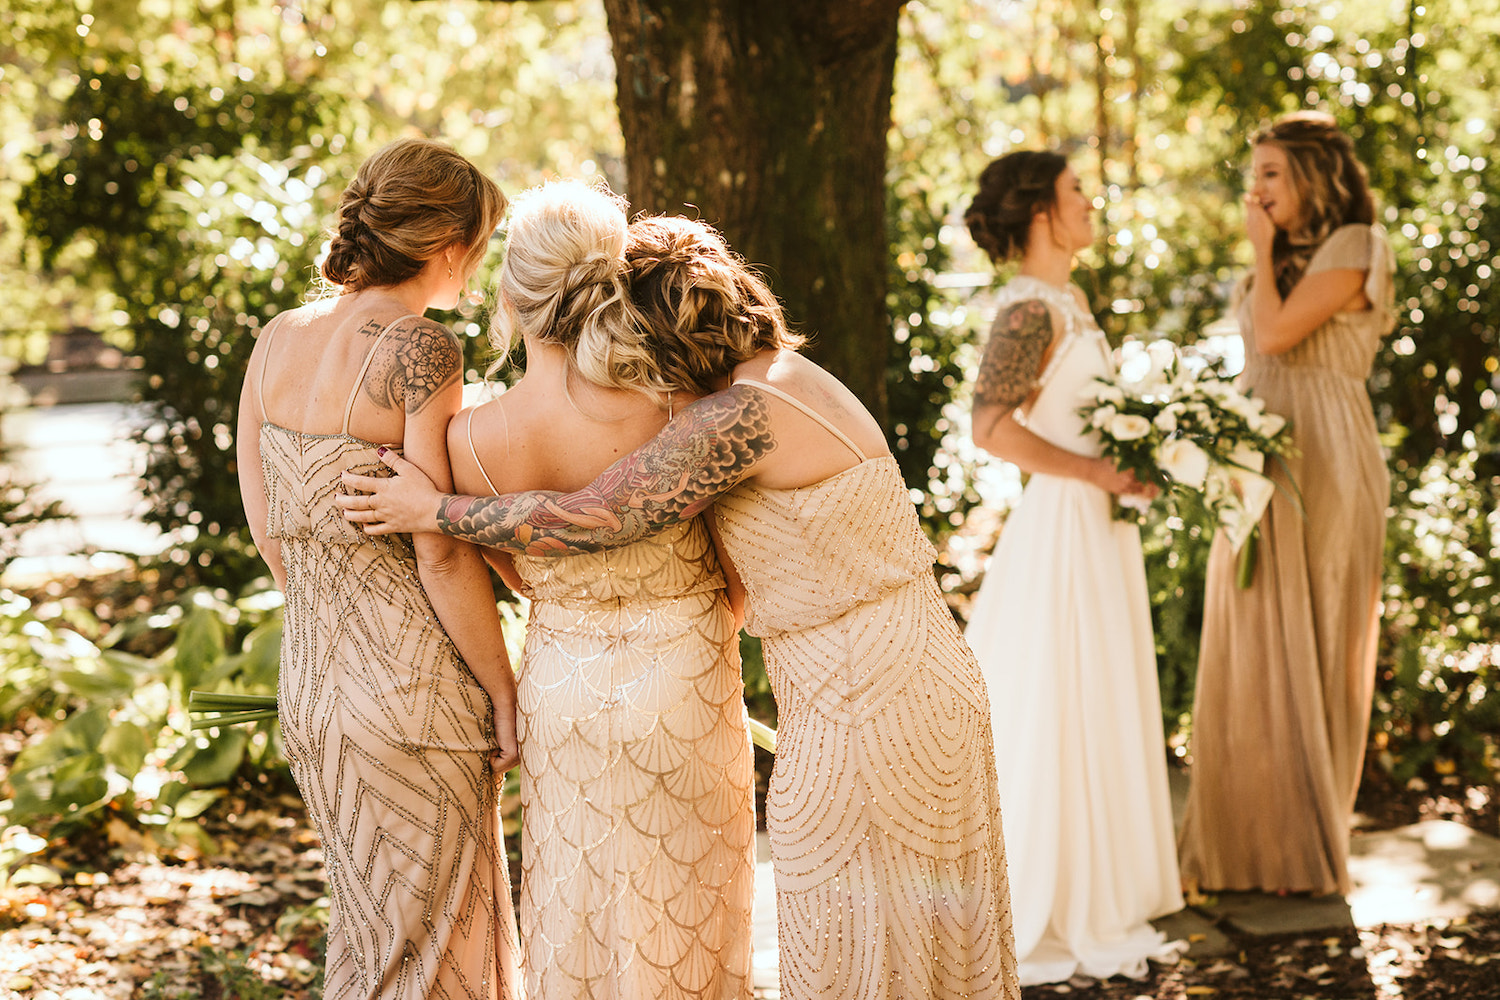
[{"x1": 0, "y1": 584, "x2": 289, "y2": 854}]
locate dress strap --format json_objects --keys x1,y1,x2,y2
[
  {"x1": 255, "y1": 312, "x2": 290, "y2": 424},
  {"x1": 342, "y1": 313, "x2": 423, "y2": 436},
  {"x1": 732, "y1": 378, "x2": 867, "y2": 462},
  {"x1": 464, "y1": 406, "x2": 503, "y2": 496}
]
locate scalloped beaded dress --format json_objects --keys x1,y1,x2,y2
[
  {"x1": 711, "y1": 379, "x2": 1020, "y2": 1000},
  {"x1": 260, "y1": 318, "x2": 520, "y2": 1000},
  {"x1": 463, "y1": 413, "x2": 757, "y2": 1000},
  {"x1": 1178, "y1": 224, "x2": 1396, "y2": 896}
]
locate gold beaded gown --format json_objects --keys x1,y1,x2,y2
[
  {"x1": 712, "y1": 379, "x2": 1020, "y2": 1000},
  {"x1": 503, "y1": 511, "x2": 757, "y2": 1000},
  {"x1": 262, "y1": 321, "x2": 520, "y2": 1000},
  {"x1": 1178, "y1": 223, "x2": 1396, "y2": 896}
]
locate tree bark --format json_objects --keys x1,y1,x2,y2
[{"x1": 600, "y1": 0, "x2": 904, "y2": 423}]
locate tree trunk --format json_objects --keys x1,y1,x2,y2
[{"x1": 601, "y1": 0, "x2": 904, "y2": 424}]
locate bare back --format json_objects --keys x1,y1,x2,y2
[{"x1": 451, "y1": 363, "x2": 678, "y2": 499}]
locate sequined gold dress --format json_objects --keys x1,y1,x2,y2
[
  {"x1": 262, "y1": 320, "x2": 519, "y2": 1000},
  {"x1": 1178, "y1": 224, "x2": 1396, "y2": 896},
  {"x1": 712, "y1": 379, "x2": 1020, "y2": 1000},
  {"x1": 502, "y1": 508, "x2": 757, "y2": 999}
]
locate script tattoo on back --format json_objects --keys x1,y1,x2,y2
[
  {"x1": 972, "y1": 298, "x2": 1055, "y2": 421},
  {"x1": 435, "y1": 385, "x2": 778, "y2": 556},
  {"x1": 362, "y1": 317, "x2": 462, "y2": 415}
]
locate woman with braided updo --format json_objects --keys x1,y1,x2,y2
[
  {"x1": 339, "y1": 214, "x2": 1022, "y2": 1000},
  {"x1": 449, "y1": 183, "x2": 758, "y2": 1000},
  {"x1": 236, "y1": 137, "x2": 521, "y2": 999},
  {"x1": 960, "y1": 150, "x2": 1184, "y2": 984},
  {"x1": 1178, "y1": 112, "x2": 1395, "y2": 898}
]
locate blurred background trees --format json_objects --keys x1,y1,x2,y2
[{"x1": 2, "y1": 0, "x2": 1497, "y2": 866}]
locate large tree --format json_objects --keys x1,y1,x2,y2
[{"x1": 593, "y1": 1, "x2": 906, "y2": 422}]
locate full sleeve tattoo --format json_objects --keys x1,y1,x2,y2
[
  {"x1": 972, "y1": 299, "x2": 1054, "y2": 438},
  {"x1": 436, "y1": 385, "x2": 777, "y2": 556}
]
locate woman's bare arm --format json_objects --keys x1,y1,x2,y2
[
  {"x1": 339, "y1": 385, "x2": 778, "y2": 555},
  {"x1": 236, "y1": 335, "x2": 286, "y2": 590},
  {"x1": 385, "y1": 318, "x2": 519, "y2": 772}
]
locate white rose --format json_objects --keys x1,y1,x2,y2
[
  {"x1": 1145, "y1": 339, "x2": 1177, "y2": 380},
  {"x1": 1227, "y1": 443, "x2": 1265, "y2": 473},
  {"x1": 1108, "y1": 414, "x2": 1153, "y2": 441},
  {"x1": 1090, "y1": 404, "x2": 1117, "y2": 428},
  {"x1": 1253, "y1": 411, "x2": 1287, "y2": 438},
  {"x1": 1153, "y1": 409, "x2": 1178, "y2": 434},
  {"x1": 1096, "y1": 383, "x2": 1127, "y2": 407},
  {"x1": 1157, "y1": 438, "x2": 1210, "y2": 489}
]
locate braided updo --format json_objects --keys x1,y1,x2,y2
[
  {"x1": 322, "y1": 137, "x2": 506, "y2": 292},
  {"x1": 490, "y1": 180, "x2": 647, "y2": 391},
  {"x1": 964, "y1": 150, "x2": 1069, "y2": 264},
  {"x1": 623, "y1": 216, "x2": 804, "y2": 397}
]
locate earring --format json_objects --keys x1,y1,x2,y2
[{"x1": 447, "y1": 262, "x2": 454, "y2": 279}]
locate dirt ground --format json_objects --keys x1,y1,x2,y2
[{"x1": 2, "y1": 785, "x2": 1499, "y2": 1000}]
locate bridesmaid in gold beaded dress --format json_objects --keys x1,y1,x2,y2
[
  {"x1": 1178, "y1": 112, "x2": 1396, "y2": 897},
  {"x1": 449, "y1": 182, "x2": 757, "y2": 1000},
  {"x1": 236, "y1": 138, "x2": 520, "y2": 999},
  {"x1": 342, "y1": 216, "x2": 1021, "y2": 1000}
]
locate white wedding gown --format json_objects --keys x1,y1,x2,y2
[{"x1": 964, "y1": 276, "x2": 1183, "y2": 985}]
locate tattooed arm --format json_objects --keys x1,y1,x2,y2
[
  {"x1": 971, "y1": 298, "x2": 1155, "y2": 496},
  {"x1": 339, "y1": 385, "x2": 777, "y2": 556},
  {"x1": 387, "y1": 317, "x2": 520, "y2": 771}
]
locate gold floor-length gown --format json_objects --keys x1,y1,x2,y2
[
  {"x1": 266, "y1": 414, "x2": 519, "y2": 995},
  {"x1": 1178, "y1": 223, "x2": 1396, "y2": 896},
  {"x1": 712, "y1": 378, "x2": 1020, "y2": 1000},
  {"x1": 510, "y1": 517, "x2": 757, "y2": 1000}
]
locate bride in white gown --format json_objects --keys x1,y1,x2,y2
[{"x1": 961, "y1": 151, "x2": 1184, "y2": 985}]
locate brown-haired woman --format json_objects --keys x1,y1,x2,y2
[
  {"x1": 340, "y1": 215, "x2": 1022, "y2": 1000},
  {"x1": 1178, "y1": 111, "x2": 1396, "y2": 897},
  {"x1": 961, "y1": 150, "x2": 1183, "y2": 984},
  {"x1": 236, "y1": 136, "x2": 520, "y2": 999}
]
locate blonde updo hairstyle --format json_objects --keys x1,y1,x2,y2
[
  {"x1": 489, "y1": 180, "x2": 670, "y2": 396},
  {"x1": 1253, "y1": 111, "x2": 1377, "y2": 295},
  {"x1": 623, "y1": 216, "x2": 805, "y2": 397}
]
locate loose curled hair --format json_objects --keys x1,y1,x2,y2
[
  {"x1": 322, "y1": 137, "x2": 506, "y2": 292},
  {"x1": 964, "y1": 151, "x2": 1069, "y2": 264},
  {"x1": 489, "y1": 180, "x2": 652, "y2": 395},
  {"x1": 1254, "y1": 112, "x2": 1377, "y2": 295},
  {"x1": 623, "y1": 216, "x2": 805, "y2": 397}
]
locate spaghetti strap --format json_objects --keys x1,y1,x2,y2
[
  {"x1": 464, "y1": 407, "x2": 503, "y2": 497},
  {"x1": 255, "y1": 312, "x2": 290, "y2": 424},
  {"x1": 342, "y1": 313, "x2": 423, "y2": 436},
  {"x1": 732, "y1": 378, "x2": 867, "y2": 462}
]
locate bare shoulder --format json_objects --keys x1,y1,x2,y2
[{"x1": 363, "y1": 315, "x2": 463, "y2": 415}]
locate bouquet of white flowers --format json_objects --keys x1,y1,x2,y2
[{"x1": 1077, "y1": 338, "x2": 1298, "y2": 587}]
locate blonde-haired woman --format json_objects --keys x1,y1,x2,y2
[
  {"x1": 342, "y1": 215, "x2": 1021, "y2": 1000},
  {"x1": 1178, "y1": 111, "x2": 1396, "y2": 897},
  {"x1": 452, "y1": 182, "x2": 757, "y2": 1000},
  {"x1": 236, "y1": 136, "x2": 520, "y2": 998}
]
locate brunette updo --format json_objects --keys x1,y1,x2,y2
[
  {"x1": 1253, "y1": 112, "x2": 1377, "y2": 295},
  {"x1": 623, "y1": 216, "x2": 805, "y2": 397},
  {"x1": 321, "y1": 137, "x2": 506, "y2": 292},
  {"x1": 964, "y1": 150, "x2": 1069, "y2": 264}
]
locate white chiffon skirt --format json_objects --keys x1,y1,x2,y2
[{"x1": 965, "y1": 473, "x2": 1184, "y2": 985}]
